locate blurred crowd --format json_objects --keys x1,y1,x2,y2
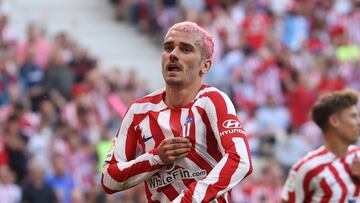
[
  {"x1": 113, "y1": 0, "x2": 360, "y2": 202},
  {"x1": 0, "y1": 0, "x2": 149, "y2": 202},
  {"x1": 0, "y1": 0, "x2": 359, "y2": 202}
]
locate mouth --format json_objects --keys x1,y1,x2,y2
[{"x1": 166, "y1": 63, "x2": 182, "y2": 72}]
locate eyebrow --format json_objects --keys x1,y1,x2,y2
[{"x1": 163, "y1": 41, "x2": 195, "y2": 48}]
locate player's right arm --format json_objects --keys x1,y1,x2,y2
[
  {"x1": 101, "y1": 105, "x2": 163, "y2": 193},
  {"x1": 101, "y1": 104, "x2": 192, "y2": 194}
]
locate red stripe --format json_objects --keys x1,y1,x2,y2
[
  {"x1": 107, "y1": 160, "x2": 159, "y2": 182},
  {"x1": 288, "y1": 191, "x2": 295, "y2": 203},
  {"x1": 187, "y1": 150, "x2": 213, "y2": 173},
  {"x1": 328, "y1": 164, "x2": 347, "y2": 203},
  {"x1": 303, "y1": 163, "x2": 328, "y2": 202},
  {"x1": 149, "y1": 111, "x2": 166, "y2": 148},
  {"x1": 133, "y1": 92, "x2": 163, "y2": 104},
  {"x1": 133, "y1": 114, "x2": 148, "y2": 153},
  {"x1": 295, "y1": 148, "x2": 328, "y2": 171},
  {"x1": 156, "y1": 184, "x2": 179, "y2": 201},
  {"x1": 227, "y1": 192, "x2": 232, "y2": 202},
  {"x1": 319, "y1": 178, "x2": 332, "y2": 203},
  {"x1": 355, "y1": 183, "x2": 360, "y2": 197},
  {"x1": 202, "y1": 142, "x2": 240, "y2": 202},
  {"x1": 204, "y1": 91, "x2": 228, "y2": 122},
  {"x1": 196, "y1": 106, "x2": 222, "y2": 162},
  {"x1": 169, "y1": 109, "x2": 182, "y2": 137},
  {"x1": 180, "y1": 183, "x2": 197, "y2": 203},
  {"x1": 216, "y1": 195, "x2": 227, "y2": 203},
  {"x1": 125, "y1": 122, "x2": 137, "y2": 160},
  {"x1": 340, "y1": 156, "x2": 360, "y2": 197}
]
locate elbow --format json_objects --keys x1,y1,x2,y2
[
  {"x1": 246, "y1": 160, "x2": 253, "y2": 177},
  {"x1": 101, "y1": 173, "x2": 119, "y2": 194},
  {"x1": 101, "y1": 172, "x2": 129, "y2": 194},
  {"x1": 244, "y1": 153, "x2": 253, "y2": 178}
]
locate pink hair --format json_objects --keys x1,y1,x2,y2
[{"x1": 166, "y1": 21, "x2": 215, "y2": 62}]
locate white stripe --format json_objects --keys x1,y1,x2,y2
[
  {"x1": 219, "y1": 91, "x2": 236, "y2": 114},
  {"x1": 158, "y1": 110, "x2": 173, "y2": 138},
  {"x1": 139, "y1": 116, "x2": 155, "y2": 152},
  {"x1": 113, "y1": 108, "x2": 134, "y2": 161},
  {"x1": 116, "y1": 152, "x2": 160, "y2": 170},
  {"x1": 195, "y1": 86, "x2": 220, "y2": 99},
  {"x1": 192, "y1": 107, "x2": 218, "y2": 166},
  {"x1": 202, "y1": 96, "x2": 224, "y2": 154},
  {"x1": 216, "y1": 138, "x2": 250, "y2": 198},
  {"x1": 180, "y1": 108, "x2": 189, "y2": 137},
  {"x1": 293, "y1": 151, "x2": 334, "y2": 202},
  {"x1": 192, "y1": 154, "x2": 228, "y2": 201},
  {"x1": 144, "y1": 88, "x2": 165, "y2": 97},
  {"x1": 132, "y1": 101, "x2": 167, "y2": 114}
]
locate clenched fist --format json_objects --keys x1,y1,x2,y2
[{"x1": 158, "y1": 137, "x2": 192, "y2": 165}]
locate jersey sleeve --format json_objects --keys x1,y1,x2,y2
[
  {"x1": 282, "y1": 165, "x2": 311, "y2": 203},
  {"x1": 101, "y1": 105, "x2": 163, "y2": 193},
  {"x1": 174, "y1": 90, "x2": 253, "y2": 203},
  {"x1": 282, "y1": 168, "x2": 301, "y2": 203}
]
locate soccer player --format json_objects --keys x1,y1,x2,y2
[
  {"x1": 101, "y1": 21, "x2": 253, "y2": 202},
  {"x1": 281, "y1": 89, "x2": 360, "y2": 203}
]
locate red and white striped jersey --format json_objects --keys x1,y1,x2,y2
[
  {"x1": 282, "y1": 145, "x2": 360, "y2": 203},
  {"x1": 102, "y1": 84, "x2": 252, "y2": 203}
]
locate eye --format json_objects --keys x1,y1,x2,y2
[
  {"x1": 163, "y1": 44, "x2": 173, "y2": 52},
  {"x1": 181, "y1": 46, "x2": 193, "y2": 53}
]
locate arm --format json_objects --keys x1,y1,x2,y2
[
  {"x1": 281, "y1": 167, "x2": 308, "y2": 203},
  {"x1": 174, "y1": 91, "x2": 253, "y2": 202},
  {"x1": 101, "y1": 105, "x2": 192, "y2": 194},
  {"x1": 101, "y1": 105, "x2": 163, "y2": 193}
]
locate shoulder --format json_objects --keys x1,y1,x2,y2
[
  {"x1": 292, "y1": 146, "x2": 330, "y2": 173},
  {"x1": 126, "y1": 88, "x2": 166, "y2": 115},
  {"x1": 347, "y1": 145, "x2": 360, "y2": 155},
  {"x1": 195, "y1": 84, "x2": 230, "y2": 101},
  {"x1": 132, "y1": 88, "x2": 165, "y2": 105}
]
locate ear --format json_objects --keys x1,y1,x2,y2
[
  {"x1": 201, "y1": 59, "x2": 211, "y2": 75},
  {"x1": 329, "y1": 114, "x2": 340, "y2": 128}
]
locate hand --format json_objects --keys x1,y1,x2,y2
[
  {"x1": 351, "y1": 154, "x2": 360, "y2": 179},
  {"x1": 158, "y1": 137, "x2": 191, "y2": 165}
]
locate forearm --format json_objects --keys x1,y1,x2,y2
[
  {"x1": 174, "y1": 137, "x2": 252, "y2": 202},
  {"x1": 102, "y1": 150, "x2": 163, "y2": 193}
]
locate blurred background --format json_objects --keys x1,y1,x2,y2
[{"x1": 0, "y1": 0, "x2": 359, "y2": 202}]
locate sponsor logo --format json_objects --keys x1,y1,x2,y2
[
  {"x1": 142, "y1": 134, "x2": 153, "y2": 142},
  {"x1": 182, "y1": 116, "x2": 193, "y2": 137},
  {"x1": 219, "y1": 128, "x2": 246, "y2": 136},
  {"x1": 149, "y1": 168, "x2": 207, "y2": 189},
  {"x1": 222, "y1": 119, "x2": 241, "y2": 129},
  {"x1": 165, "y1": 163, "x2": 175, "y2": 171},
  {"x1": 184, "y1": 117, "x2": 193, "y2": 125},
  {"x1": 347, "y1": 199, "x2": 356, "y2": 203}
]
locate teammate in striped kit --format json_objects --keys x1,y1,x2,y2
[
  {"x1": 281, "y1": 89, "x2": 360, "y2": 203},
  {"x1": 101, "y1": 21, "x2": 253, "y2": 202}
]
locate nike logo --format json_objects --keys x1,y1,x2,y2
[{"x1": 142, "y1": 134, "x2": 153, "y2": 142}]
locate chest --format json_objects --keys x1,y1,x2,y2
[{"x1": 136, "y1": 107, "x2": 210, "y2": 152}]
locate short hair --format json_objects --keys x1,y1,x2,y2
[
  {"x1": 166, "y1": 21, "x2": 215, "y2": 62},
  {"x1": 311, "y1": 89, "x2": 358, "y2": 131}
]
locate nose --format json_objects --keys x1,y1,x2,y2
[{"x1": 169, "y1": 48, "x2": 179, "y2": 62}]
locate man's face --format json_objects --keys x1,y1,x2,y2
[
  {"x1": 335, "y1": 106, "x2": 360, "y2": 145},
  {"x1": 161, "y1": 30, "x2": 208, "y2": 87}
]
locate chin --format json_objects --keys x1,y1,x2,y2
[{"x1": 165, "y1": 78, "x2": 183, "y2": 86}]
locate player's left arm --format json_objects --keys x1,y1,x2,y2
[{"x1": 173, "y1": 90, "x2": 253, "y2": 203}]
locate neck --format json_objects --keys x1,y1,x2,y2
[
  {"x1": 323, "y1": 131, "x2": 349, "y2": 157},
  {"x1": 165, "y1": 81, "x2": 203, "y2": 108}
]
